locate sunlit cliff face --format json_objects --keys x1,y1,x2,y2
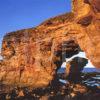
[
  {"x1": 0, "y1": 0, "x2": 99, "y2": 88},
  {"x1": 72, "y1": 0, "x2": 100, "y2": 68},
  {"x1": 72, "y1": 0, "x2": 100, "y2": 22}
]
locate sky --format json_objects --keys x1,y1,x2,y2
[{"x1": 0, "y1": 0, "x2": 71, "y2": 48}]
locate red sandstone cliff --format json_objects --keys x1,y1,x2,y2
[{"x1": 0, "y1": 0, "x2": 100, "y2": 87}]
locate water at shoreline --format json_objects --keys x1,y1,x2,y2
[{"x1": 0, "y1": 68, "x2": 99, "y2": 100}]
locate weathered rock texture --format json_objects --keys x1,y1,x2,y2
[
  {"x1": 65, "y1": 57, "x2": 88, "y2": 83},
  {"x1": 0, "y1": 0, "x2": 100, "y2": 87}
]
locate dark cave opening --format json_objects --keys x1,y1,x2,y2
[{"x1": 53, "y1": 40, "x2": 81, "y2": 72}]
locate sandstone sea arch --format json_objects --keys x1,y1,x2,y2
[{"x1": 0, "y1": 0, "x2": 100, "y2": 87}]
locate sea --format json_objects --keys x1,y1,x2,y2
[
  {"x1": 57, "y1": 68, "x2": 100, "y2": 87},
  {"x1": 57, "y1": 68, "x2": 100, "y2": 73}
]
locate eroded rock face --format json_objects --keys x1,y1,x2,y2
[
  {"x1": 0, "y1": 0, "x2": 99, "y2": 87},
  {"x1": 72, "y1": 0, "x2": 100, "y2": 67}
]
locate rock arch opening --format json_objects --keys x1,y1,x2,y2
[
  {"x1": 53, "y1": 40, "x2": 81, "y2": 72},
  {"x1": 50, "y1": 39, "x2": 89, "y2": 88},
  {"x1": 50, "y1": 35, "x2": 100, "y2": 90}
]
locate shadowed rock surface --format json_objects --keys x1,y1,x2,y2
[
  {"x1": 0, "y1": 0, "x2": 100, "y2": 88},
  {"x1": 65, "y1": 57, "x2": 88, "y2": 83}
]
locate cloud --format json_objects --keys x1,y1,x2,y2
[{"x1": 61, "y1": 52, "x2": 95, "y2": 68}]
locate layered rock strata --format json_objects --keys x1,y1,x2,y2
[{"x1": 0, "y1": 0, "x2": 99, "y2": 87}]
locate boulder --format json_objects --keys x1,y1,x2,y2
[{"x1": 65, "y1": 57, "x2": 88, "y2": 83}]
